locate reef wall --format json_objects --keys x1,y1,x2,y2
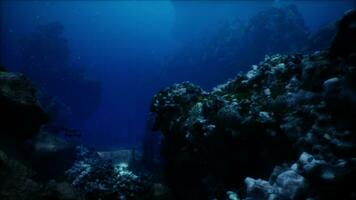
[{"x1": 151, "y1": 9, "x2": 356, "y2": 200}]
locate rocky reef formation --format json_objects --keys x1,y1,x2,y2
[
  {"x1": 151, "y1": 10, "x2": 356, "y2": 199},
  {"x1": 0, "y1": 70, "x2": 48, "y2": 140}
]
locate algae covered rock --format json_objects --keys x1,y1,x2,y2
[{"x1": 0, "y1": 71, "x2": 48, "y2": 140}]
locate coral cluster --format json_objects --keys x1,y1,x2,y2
[{"x1": 151, "y1": 10, "x2": 356, "y2": 199}]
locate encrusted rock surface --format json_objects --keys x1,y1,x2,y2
[{"x1": 151, "y1": 10, "x2": 356, "y2": 200}]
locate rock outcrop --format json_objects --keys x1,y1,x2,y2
[
  {"x1": 0, "y1": 71, "x2": 48, "y2": 140},
  {"x1": 151, "y1": 9, "x2": 356, "y2": 199}
]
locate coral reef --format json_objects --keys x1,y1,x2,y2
[{"x1": 151, "y1": 10, "x2": 356, "y2": 199}]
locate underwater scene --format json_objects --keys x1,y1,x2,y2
[{"x1": 0, "y1": 0, "x2": 355, "y2": 199}]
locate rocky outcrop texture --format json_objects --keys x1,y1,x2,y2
[
  {"x1": 0, "y1": 71, "x2": 48, "y2": 140},
  {"x1": 151, "y1": 10, "x2": 356, "y2": 199}
]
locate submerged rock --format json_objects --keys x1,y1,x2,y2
[
  {"x1": 151, "y1": 9, "x2": 356, "y2": 200},
  {"x1": 0, "y1": 71, "x2": 48, "y2": 140},
  {"x1": 65, "y1": 146, "x2": 155, "y2": 200}
]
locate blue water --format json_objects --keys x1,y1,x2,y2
[{"x1": 1, "y1": 0, "x2": 354, "y2": 149}]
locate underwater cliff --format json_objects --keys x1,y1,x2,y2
[{"x1": 0, "y1": 2, "x2": 355, "y2": 200}]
